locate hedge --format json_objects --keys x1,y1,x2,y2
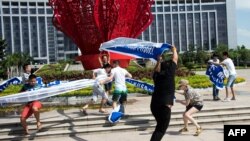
[{"x1": 0, "y1": 75, "x2": 245, "y2": 97}]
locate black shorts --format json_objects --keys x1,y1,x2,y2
[
  {"x1": 104, "y1": 82, "x2": 112, "y2": 91},
  {"x1": 186, "y1": 104, "x2": 203, "y2": 111}
]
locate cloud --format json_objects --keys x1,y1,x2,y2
[{"x1": 236, "y1": 0, "x2": 250, "y2": 9}]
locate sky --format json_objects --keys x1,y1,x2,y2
[{"x1": 236, "y1": 0, "x2": 250, "y2": 48}]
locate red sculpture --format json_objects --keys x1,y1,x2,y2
[{"x1": 49, "y1": 0, "x2": 154, "y2": 70}]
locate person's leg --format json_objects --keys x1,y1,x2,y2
[
  {"x1": 215, "y1": 88, "x2": 220, "y2": 99},
  {"x1": 212, "y1": 84, "x2": 216, "y2": 100},
  {"x1": 183, "y1": 112, "x2": 189, "y2": 128},
  {"x1": 20, "y1": 104, "x2": 33, "y2": 134},
  {"x1": 119, "y1": 92, "x2": 127, "y2": 113},
  {"x1": 231, "y1": 87, "x2": 236, "y2": 100},
  {"x1": 183, "y1": 107, "x2": 200, "y2": 128},
  {"x1": 150, "y1": 105, "x2": 171, "y2": 141},
  {"x1": 230, "y1": 76, "x2": 236, "y2": 100},
  {"x1": 179, "y1": 105, "x2": 192, "y2": 132},
  {"x1": 112, "y1": 90, "x2": 120, "y2": 110},
  {"x1": 32, "y1": 101, "x2": 42, "y2": 130},
  {"x1": 105, "y1": 82, "x2": 113, "y2": 106}
]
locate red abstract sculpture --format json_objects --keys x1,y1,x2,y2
[{"x1": 49, "y1": 0, "x2": 154, "y2": 70}]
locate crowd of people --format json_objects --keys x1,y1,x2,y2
[{"x1": 18, "y1": 48, "x2": 237, "y2": 141}]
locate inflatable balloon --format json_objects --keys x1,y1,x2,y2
[{"x1": 49, "y1": 0, "x2": 154, "y2": 69}]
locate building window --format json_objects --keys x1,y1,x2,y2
[
  {"x1": 30, "y1": 9, "x2": 36, "y2": 14},
  {"x1": 2, "y1": 2, "x2": 9, "y2": 6},
  {"x1": 38, "y1": 2, "x2": 44, "y2": 7},
  {"x1": 11, "y1": 2, "x2": 18, "y2": 6},
  {"x1": 12, "y1": 8, "x2": 19, "y2": 14},
  {"x1": 29, "y1": 2, "x2": 36, "y2": 6},
  {"x1": 21, "y1": 9, "x2": 28, "y2": 14},
  {"x1": 38, "y1": 9, "x2": 45, "y2": 14},
  {"x1": 46, "y1": 8, "x2": 53, "y2": 14},
  {"x1": 20, "y1": 2, "x2": 27, "y2": 6},
  {"x1": 3, "y1": 8, "x2": 10, "y2": 14}
]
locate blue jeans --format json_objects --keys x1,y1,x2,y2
[
  {"x1": 213, "y1": 84, "x2": 219, "y2": 98},
  {"x1": 226, "y1": 75, "x2": 236, "y2": 87}
]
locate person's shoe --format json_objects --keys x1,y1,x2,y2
[
  {"x1": 99, "y1": 109, "x2": 108, "y2": 114},
  {"x1": 214, "y1": 97, "x2": 220, "y2": 101},
  {"x1": 231, "y1": 97, "x2": 236, "y2": 100},
  {"x1": 222, "y1": 97, "x2": 231, "y2": 102},
  {"x1": 80, "y1": 109, "x2": 88, "y2": 116},
  {"x1": 194, "y1": 127, "x2": 202, "y2": 136},
  {"x1": 106, "y1": 100, "x2": 113, "y2": 106},
  {"x1": 179, "y1": 127, "x2": 188, "y2": 133}
]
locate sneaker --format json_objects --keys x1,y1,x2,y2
[
  {"x1": 194, "y1": 127, "x2": 202, "y2": 136},
  {"x1": 179, "y1": 127, "x2": 188, "y2": 132},
  {"x1": 222, "y1": 98, "x2": 231, "y2": 102}
]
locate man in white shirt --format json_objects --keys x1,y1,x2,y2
[
  {"x1": 210, "y1": 52, "x2": 237, "y2": 101},
  {"x1": 81, "y1": 64, "x2": 112, "y2": 115},
  {"x1": 100, "y1": 60, "x2": 132, "y2": 113}
]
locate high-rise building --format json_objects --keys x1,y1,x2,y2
[
  {"x1": 0, "y1": 0, "x2": 237, "y2": 64},
  {"x1": 0, "y1": 0, "x2": 78, "y2": 64},
  {"x1": 139, "y1": 0, "x2": 237, "y2": 52}
]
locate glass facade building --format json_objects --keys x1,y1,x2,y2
[
  {"x1": 0, "y1": 0, "x2": 237, "y2": 64},
  {"x1": 139, "y1": 0, "x2": 237, "y2": 52},
  {"x1": 0, "y1": 0, "x2": 78, "y2": 64}
]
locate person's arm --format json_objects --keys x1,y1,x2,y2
[
  {"x1": 185, "y1": 99, "x2": 190, "y2": 106},
  {"x1": 209, "y1": 59, "x2": 225, "y2": 66},
  {"x1": 98, "y1": 54, "x2": 103, "y2": 67},
  {"x1": 92, "y1": 71, "x2": 96, "y2": 79},
  {"x1": 154, "y1": 55, "x2": 162, "y2": 73},
  {"x1": 125, "y1": 72, "x2": 132, "y2": 78},
  {"x1": 107, "y1": 52, "x2": 110, "y2": 64},
  {"x1": 99, "y1": 73, "x2": 114, "y2": 85},
  {"x1": 171, "y1": 45, "x2": 178, "y2": 65}
]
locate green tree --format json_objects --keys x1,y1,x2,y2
[
  {"x1": 238, "y1": 45, "x2": 250, "y2": 68},
  {"x1": 196, "y1": 47, "x2": 209, "y2": 64},
  {"x1": 0, "y1": 38, "x2": 7, "y2": 62},
  {"x1": 0, "y1": 38, "x2": 8, "y2": 79},
  {"x1": 214, "y1": 44, "x2": 228, "y2": 60}
]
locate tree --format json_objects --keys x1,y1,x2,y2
[
  {"x1": 214, "y1": 44, "x2": 228, "y2": 60},
  {"x1": 0, "y1": 38, "x2": 8, "y2": 79},
  {"x1": 196, "y1": 47, "x2": 209, "y2": 65},
  {"x1": 0, "y1": 38, "x2": 7, "y2": 62},
  {"x1": 238, "y1": 45, "x2": 250, "y2": 68}
]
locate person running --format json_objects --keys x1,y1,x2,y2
[
  {"x1": 20, "y1": 74, "x2": 42, "y2": 135},
  {"x1": 150, "y1": 45, "x2": 178, "y2": 141},
  {"x1": 81, "y1": 64, "x2": 112, "y2": 115},
  {"x1": 100, "y1": 60, "x2": 132, "y2": 114},
  {"x1": 209, "y1": 51, "x2": 237, "y2": 101},
  {"x1": 176, "y1": 79, "x2": 203, "y2": 136},
  {"x1": 208, "y1": 54, "x2": 220, "y2": 101},
  {"x1": 99, "y1": 53, "x2": 113, "y2": 105},
  {"x1": 22, "y1": 64, "x2": 32, "y2": 84}
]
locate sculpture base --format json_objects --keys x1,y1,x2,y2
[{"x1": 76, "y1": 53, "x2": 133, "y2": 70}]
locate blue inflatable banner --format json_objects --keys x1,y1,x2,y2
[
  {"x1": 0, "y1": 77, "x2": 22, "y2": 92},
  {"x1": 126, "y1": 78, "x2": 154, "y2": 93},
  {"x1": 206, "y1": 64, "x2": 226, "y2": 89},
  {"x1": 100, "y1": 37, "x2": 171, "y2": 61}
]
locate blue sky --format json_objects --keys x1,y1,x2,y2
[{"x1": 236, "y1": 0, "x2": 250, "y2": 48}]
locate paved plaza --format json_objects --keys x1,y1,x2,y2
[{"x1": 0, "y1": 69, "x2": 250, "y2": 141}]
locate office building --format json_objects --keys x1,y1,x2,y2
[{"x1": 0, "y1": 0, "x2": 237, "y2": 64}]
